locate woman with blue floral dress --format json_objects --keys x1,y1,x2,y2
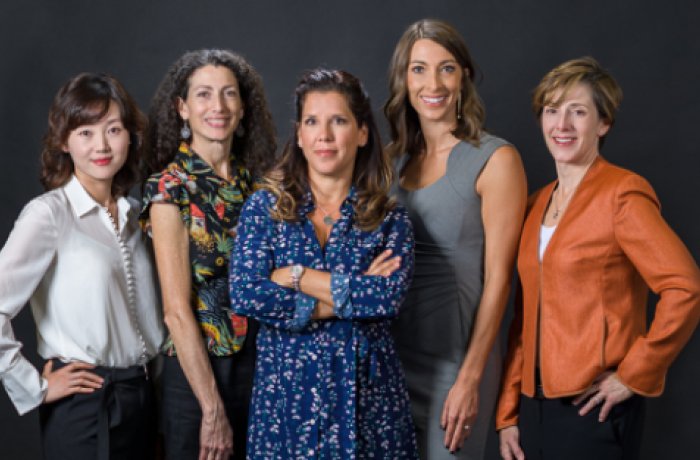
[{"x1": 229, "y1": 69, "x2": 418, "y2": 459}]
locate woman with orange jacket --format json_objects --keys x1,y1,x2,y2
[{"x1": 497, "y1": 57, "x2": 700, "y2": 460}]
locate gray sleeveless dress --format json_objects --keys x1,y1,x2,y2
[{"x1": 392, "y1": 135, "x2": 507, "y2": 460}]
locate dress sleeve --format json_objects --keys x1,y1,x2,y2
[
  {"x1": 331, "y1": 207, "x2": 415, "y2": 320},
  {"x1": 0, "y1": 199, "x2": 58, "y2": 414},
  {"x1": 229, "y1": 192, "x2": 316, "y2": 331},
  {"x1": 613, "y1": 174, "x2": 700, "y2": 396},
  {"x1": 140, "y1": 168, "x2": 192, "y2": 231}
]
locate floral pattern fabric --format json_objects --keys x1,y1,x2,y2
[
  {"x1": 229, "y1": 188, "x2": 419, "y2": 459},
  {"x1": 141, "y1": 143, "x2": 250, "y2": 356}
]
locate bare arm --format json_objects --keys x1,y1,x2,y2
[
  {"x1": 150, "y1": 203, "x2": 232, "y2": 460},
  {"x1": 442, "y1": 145, "x2": 527, "y2": 452}
]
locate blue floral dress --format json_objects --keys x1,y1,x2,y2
[{"x1": 229, "y1": 188, "x2": 418, "y2": 459}]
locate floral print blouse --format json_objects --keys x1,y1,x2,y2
[
  {"x1": 141, "y1": 143, "x2": 250, "y2": 356},
  {"x1": 229, "y1": 188, "x2": 419, "y2": 459}
]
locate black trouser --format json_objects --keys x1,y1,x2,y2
[
  {"x1": 39, "y1": 359, "x2": 156, "y2": 460},
  {"x1": 518, "y1": 391, "x2": 645, "y2": 460},
  {"x1": 160, "y1": 322, "x2": 257, "y2": 460}
]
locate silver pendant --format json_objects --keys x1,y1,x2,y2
[{"x1": 323, "y1": 215, "x2": 335, "y2": 226}]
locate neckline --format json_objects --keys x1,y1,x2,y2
[
  {"x1": 179, "y1": 142, "x2": 237, "y2": 183},
  {"x1": 398, "y1": 141, "x2": 461, "y2": 193}
]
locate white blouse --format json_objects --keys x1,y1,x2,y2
[
  {"x1": 539, "y1": 224, "x2": 557, "y2": 261},
  {"x1": 0, "y1": 176, "x2": 164, "y2": 415}
]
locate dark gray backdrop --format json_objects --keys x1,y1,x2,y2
[{"x1": 1, "y1": 1, "x2": 698, "y2": 459}]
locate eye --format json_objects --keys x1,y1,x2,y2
[
  {"x1": 225, "y1": 89, "x2": 238, "y2": 98},
  {"x1": 302, "y1": 116, "x2": 316, "y2": 126},
  {"x1": 543, "y1": 107, "x2": 557, "y2": 115},
  {"x1": 441, "y1": 65, "x2": 457, "y2": 73},
  {"x1": 196, "y1": 90, "x2": 211, "y2": 99},
  {"x1": 409, "y1": 65, "x2": 425, "y2": 74},
  {"x1": 332, "y1": 116, "x2": 348, "y2": 125},
  {"x1": 108, "y1": 125, "x2": 124, "y2": 135},
  {"x1": 77, "y1": 129, "x2": 92, "y2": 137},
  {"x1": 573, "y1": 109, "x2": 587, "y2": 116}
]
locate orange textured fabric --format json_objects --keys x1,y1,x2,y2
[{"x1": 496, "y1": 157, "x2": 700, "y2": 430}]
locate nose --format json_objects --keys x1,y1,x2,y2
[
  {"x1": 212, "y1": 92, "x2": 226, "y2": 112},
  {"x1": 554, "y1": 110, "x2": 572, "y2": 131},
  {"x1": 427, "y1": 68, "x2": 443, "y2": 91},
  {"x1": 96, "y1": 132, "x2": 111, "y2": 153},
  {"x1": 319, "y1": 121, "x2": 334, "y2": 142}
]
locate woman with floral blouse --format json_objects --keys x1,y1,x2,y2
[
  {"x1": 229, "y1": 69, "x2": 418, "y2": 459},
  {"x1": 140, "y1": 49, "x2": 275, "y2": 460}
]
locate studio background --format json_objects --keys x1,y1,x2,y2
[{"x1": 1, "y1": 1, "x2": 698, "y2": 459}]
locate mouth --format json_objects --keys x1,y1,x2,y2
[
  {"x1": 420, "y1": 95, "x2": 448, "y2": 106},
  {"x1": 314, "y1": 149, "x2": 337, "y2": 157},
  {"x1": 553, "y1": 136, "x2": 576, "y2": 145},
  {"x1": 204, "y1": 117, "x2": 231, "y2": 128},
  {"x1": 92, "y1": 157, "x2": 113, "y2": 166}
]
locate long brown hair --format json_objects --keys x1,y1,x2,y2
[
  {"x1": 144, "y1": 49, "x2": 276, "y2": 179},
  {"x1": 40, "y1": 73, "x2": 146, "y2": 196},
  {"x1": 261, "y1": 69, "x2": 394, "y2": 231},
  {"x1": 384, "y1": 19, "x2": 485, "y2": 158}
]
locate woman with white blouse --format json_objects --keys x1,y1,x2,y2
[{"x1": 0, "y1": 73, "x2": 164, "y2": 460}]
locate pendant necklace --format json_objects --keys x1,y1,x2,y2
[
  {"x1": 552, "y1": 183, "x2": 577, "y2": 220},
  {"x1": 315, "y1": 201, "x2": 336, "y2": 226}
]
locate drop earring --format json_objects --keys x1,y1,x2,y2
[
  {"x1": 457, "y1": 92, "x2": 462, "y2": 120},
  {"x1": 180, "y1": 120, "x2": 191, "y2": 140}
]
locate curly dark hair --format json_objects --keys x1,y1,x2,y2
[
  {"x1": 384, "y1": 19, "x2": 485, "y2": 159},
  {"x1": 40, "y1": 73, "x2": 146, "y2": 196},
  {"x1": 261, "y1": 69, "x2": 394, "y2": 231},
  {"x1": 144, "y1": 49, "x2": 276, "y2": 178}
]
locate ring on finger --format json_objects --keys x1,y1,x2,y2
[{"x1": 463, "y1": 424, "x2": 471, "y2": 431}]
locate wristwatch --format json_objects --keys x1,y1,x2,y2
[{"x1": 290, "y1": 264, "x2": 305, "y2": 291}]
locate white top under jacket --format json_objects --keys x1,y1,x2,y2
[{"x1": 0, "y1": 176, "x2": 164, "y2": 415}]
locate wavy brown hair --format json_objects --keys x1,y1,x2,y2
[
  {"x1": 40, "y1": 73, "x2": 146, "y2": 196},
  {"x1": 144, "y1": 49, "x2": 276, "y2": 178},
  {"x1": 262, "y1": 69, "x2": 394, "y2": 231},
  {"x1": 532, "y1": 56, "x2": 622, "y2": 147},
  {"x1": 384, "y1": 19, "x2": 485, "y2": 158}
]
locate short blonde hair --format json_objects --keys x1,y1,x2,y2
[{"x1": 532, "y1": 56, "x2": 623, "y2": 127}]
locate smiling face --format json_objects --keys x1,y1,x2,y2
[
  {"x1": 178, "y1": 64, "x2": 244, "y2": 150},
  {"x1": 406, "y1": 38, "x2": 464, "y2": 125},
  {"x1": 63, "y1": 100, "x2": 129, "y2": 193},
  {"x1": 297, "y1": 91, "x2": 368, "y2": 182},
  {"x1": 541, "y1": 82, "x2": 610, "y2": 167}
]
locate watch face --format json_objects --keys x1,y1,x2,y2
[{"x1": 291, "y1": 265, "x2": 302, "y2": 277}]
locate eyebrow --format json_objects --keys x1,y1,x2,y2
[
  {"x1": 191, "y1": 84, "x2": 237, "y2": 90},
  {"x1": 409, "y1": 59, "x2": 458, "y2": 66}
]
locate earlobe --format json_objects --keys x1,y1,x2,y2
[
  {"x1": 359, "y1": 125, "x2": 369, "y2": 148},
  {"x1": 177, "y1": 97, "x2": 189, "y2": 120}
]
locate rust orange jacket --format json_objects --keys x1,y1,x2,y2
[{"x1": 496, "y1": 157, "x2": 700, "y2": 430}]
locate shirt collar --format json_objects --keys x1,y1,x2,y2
[
  {"x1": 64, "y1": 175, "x2": 99, "y2": 217},
  {"x1": 176, "y1": 142, "x2": 237, "y2": 179},
  {"x1": 64, "y1": 175, "x2": 132, "y2": 221}
]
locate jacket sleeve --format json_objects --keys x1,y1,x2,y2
[
  {"x1": 0, "y1": 199, "x2": 57, "y2": 415},
  {"x1": 496, "y1": 280, "x2": 525, "y2": 430},
  {"x1": 614, "y1": 174, "x2": 700, "y2": 396},
  {"x1": 229, "y1": 192, "x2": 316, "y2": 332},
  {"x1": 331, "y1": 207, "x2": 414, "y2": 320}
]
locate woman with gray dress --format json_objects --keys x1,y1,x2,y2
[{"x1": 385, "y1": 19, "x2": 527, "y2": 459}]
